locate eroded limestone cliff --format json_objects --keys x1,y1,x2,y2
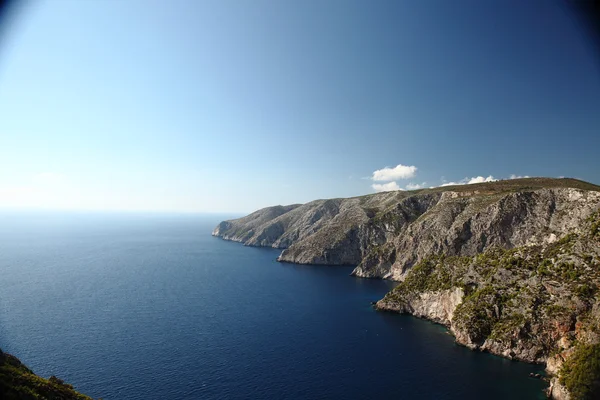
[
  {"x1": 376, "y1": 211, "x2": 600, "y2": 399},
  {"x1": 214, "y1": 178, "x2": 600, "y2": 280}
]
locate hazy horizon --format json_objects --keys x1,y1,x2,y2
[{"x1": 0, "y1": 176, "x2": 597, "y2": 215}]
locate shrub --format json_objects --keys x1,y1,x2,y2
[
  {"x1": 575, "y1": 284, "x2": 597, "y2": 299},
  {"x1": 452, "y1": 286, "x2": 499, "y2": 343},
  {"x1": 537, "y1": 259, "x2": 552, "y2": 276}
]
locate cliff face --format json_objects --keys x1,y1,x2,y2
[
  {"x1": 356, "y1": 187, "x2": 600, "y2": 280},
  {"x1": 376, "y1": 212, "x2": 600, "y2": 399},
  {"x1": 213, "y1": 178, "x2": 600, "y2": 280},
  {"x1": 0, "y1": 349, "x2": 92, "y2": 399},
  {"x1": 213, "y1": 191, "x2": 409, "y2": 265}
]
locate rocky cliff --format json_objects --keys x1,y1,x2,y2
[
  {"x1": 214, "y1": 177, "x2": 600, "y2": 399},
  {"x1": 213, "y1": 178, "x2": 600, "y2": 279},
  {"x1": 376, "y1": 210, "x2": 600, "y2": 399}
]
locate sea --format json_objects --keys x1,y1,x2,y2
[{"x1": 0, "y1": 212, "x2": 548, "y2": 399}]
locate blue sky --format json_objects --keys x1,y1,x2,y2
[{"x1": 0, "y1": 0, "x2": 599, "y2": 213}]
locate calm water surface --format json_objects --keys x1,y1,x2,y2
[{"x1": 0, "y1": 212, "x2": 547, "y2": 399}]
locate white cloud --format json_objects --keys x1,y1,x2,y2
[
  {"x1": 405, "y1": 182, "x2": 427, "y2": 190},
  {"x1": 372, "y1": 181, "x2": 403, "y2": 192},
  {"x1": 440, "y1": 175, "x2": 496, "y2": 187},
  {"x1": 439, "y1": 182, "x2": 460, "y2": 187},
  {"x1": 372, "y1": 164, "x2": 417, "y2": 181},
  {"x1": 370, "y1": 171, "x2": 536, "y2": 195},
  {"x1": 467, "y1": 175, "x2": 496, "y2": 184}
]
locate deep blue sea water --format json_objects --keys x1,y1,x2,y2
[{"x1": 0, "y1": 212, "x2": 547, "y2": 399}]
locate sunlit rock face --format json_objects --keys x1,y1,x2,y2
[{"x1": 214, "y1": 178, "x2": 600, "y2": 280}]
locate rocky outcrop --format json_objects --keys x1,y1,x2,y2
[
  {"x1": 381, "y1": 287, "x2": 465, "y2": 326},
  {"x1": 212, "y1": 204, "x2": 302, "y2": 244},
  {"x1": 547, "y1": 380, "x2": 571, "y2": 400},
  {"x1": 547, "y1": 351, "x2": 573, "y2": 400},
  {"x1": 214, "y1": 189, "x2": 416, "y2": 264}
]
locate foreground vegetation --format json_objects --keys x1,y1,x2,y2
[
  {"x1": 560, "y1": 344, "x2": 600, "y2": 400},
  {"x1": 0, "y1": 349, "x2": 92, "y2": 400}
]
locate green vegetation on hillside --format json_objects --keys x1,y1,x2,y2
[
  {"x1": 0, "y1": 350, "x2": 92, "y2": 400},
  {"x1": 352, "y1": 177, "x2": 600, "y2": 199},
  {"x1": 560, "y1": 344, "x2": 600, "y2": 400},
  {"x1": 415, "y1": 177, "x2": 600, "y2": 195}
]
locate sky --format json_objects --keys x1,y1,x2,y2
[{"x1": 0, "y1": 0, "x2": 599, "y2": 213}]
